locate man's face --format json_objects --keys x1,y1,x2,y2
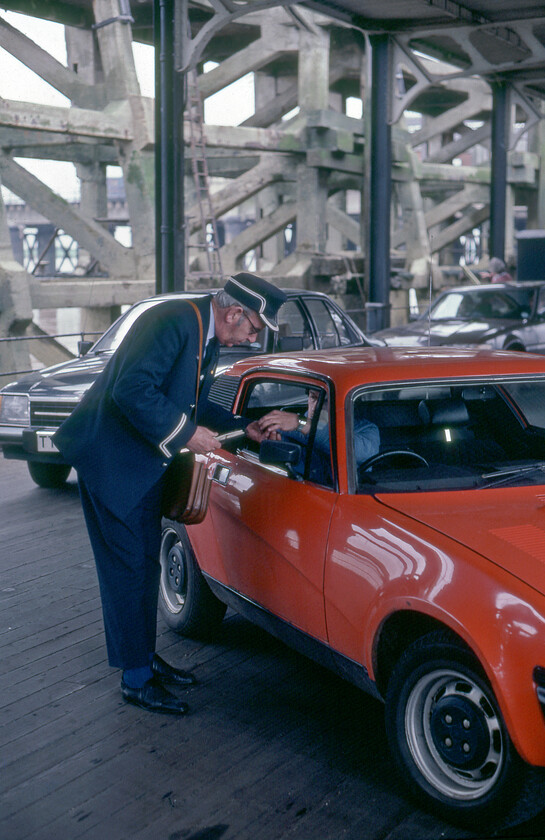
[{"x1": 216, "y1": 306, "x2": 264, "y2": 347}]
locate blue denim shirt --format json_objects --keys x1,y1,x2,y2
[{"x1": 284, "y1": 417, "x2": 380, "y2": 484}]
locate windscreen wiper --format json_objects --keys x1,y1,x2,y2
[{"x1": 479, "y1": 463, "x2": 545, "y2": 489}]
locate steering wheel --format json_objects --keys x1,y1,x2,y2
[{"x1": 359, "y1": 450, "x2": 429, "y2": 472}]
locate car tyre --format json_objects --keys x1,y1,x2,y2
[
  {"x1": 385, "y1": 630, "x2": 545, "y2": 830},
  {"x1": 159, "y1": 519, "x2": 226, "y2": 637},
  {"x1": 27, "y1": 461, "x2": 71, "y2": 488}
]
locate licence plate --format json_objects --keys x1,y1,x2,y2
[{"x1": 36, "y1": 432, "x2": 58, "y2": 453}]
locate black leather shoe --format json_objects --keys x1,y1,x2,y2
[
  {"x1": 121, "y1": 677, "x2": 189, "y2": 715},
  {"x1": 151, "y1": 654, "x2": 197, "y2": 686}
]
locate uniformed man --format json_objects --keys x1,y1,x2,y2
[{"x1": 54, "y1": 273, "x2": 287, "y2": 714}]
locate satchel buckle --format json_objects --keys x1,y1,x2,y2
[{"x1": 210, "y1": 463, "x2": 231, "y2": 485}]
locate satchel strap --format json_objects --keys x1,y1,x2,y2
[{"x1": 186, "y1": 299, "x2": 204, "y2": 414}]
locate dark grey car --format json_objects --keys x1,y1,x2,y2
[
  {"x1": 374, "y1": 282, "x2": 545, "y2": 352},
  {"x1": 0, "y1": 289, "x2": 375, "y2": 487}
]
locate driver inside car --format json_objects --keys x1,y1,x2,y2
[{"x1": 258, "y1": 390, "x2": 380, "y2": 484}]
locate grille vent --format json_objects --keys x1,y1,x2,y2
[
  {"x1": 30, "y1": 401, "x2": 77, "y2": 428},
  {"x1": 208, "y1": 375, "x2": 241, "y2": 411}
]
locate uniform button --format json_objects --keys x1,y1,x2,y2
[{"x1": 162, "y1": 462, "x2": 168, "y2": 467}]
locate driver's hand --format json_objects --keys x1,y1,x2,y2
[
  {"x1": 245, "y1": 420, "x2": 267, "y2": 442},
  {"x1": 258, "y1": 410, "x2": 299, "y2": 434}
]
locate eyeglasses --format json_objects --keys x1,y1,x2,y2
[{"x1": 241, "y1": 310, "x2": 263, "y2": 336}]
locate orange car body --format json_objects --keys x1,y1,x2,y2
[{"x1": 188, "y1": 348, "x2": 545, "y2": 767}]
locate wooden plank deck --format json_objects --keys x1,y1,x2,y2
[{"x1": 1, "y1": 455, "x2": 544, "y2": 840}]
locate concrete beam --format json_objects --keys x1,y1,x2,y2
[
  {"x1": 0, "y1": 17, "x2": 104, "y2": 109},
  {"x1": 392, "y1": 183, "x2": 489, "y2": 248},
  {"x1": 410, "y1": 94, "x2": 492, "y2": 147},
  {"x1": 0, "y1": 156, "x2": 134, "y2": 277},
  {"x1": 306, "y1": 148, "x2": 363, "y2": 174},
  {"x1": 428, "y1": 205, "x2": 490, "y2": 254},
  {"x1": 243, "y1": 47, "x2": 362, "y2": 128},
  {"x1": 187, "y1": 154, "x2": 295, "y2": 235},
  {"x1": 326, "y1": 202, "x2": 361, "y2": 248},
  {"x1": 29, "y1": 278, "x2": 154, "y2": 309},
  {"x1": 219, "y1": 202, "x2": 296, "y2": 274},
  {"x1": 1, "y1": 136, "x2": 120, "y2": 165},
  {"x1": 192, "y1": 123, "x2": 304, "y2": 153},
  {"x1": 93, "y1": 0, "x2": 141, "y2": 100},
  {"x1": 93, "y1": 1, "x2": 155, "y2": 273},
  {"x1": 426, "y1": 123, "x2": 490, "y2": 164},
  {"x1": 0, "y1": 98, "x2": 134, "y2": 142},
  {"x1": 198, "y1": 29, "x2": 299, "y2": 99},
  {"x1": 26, "y1": 322, "x2": 74, "y2": 366}
]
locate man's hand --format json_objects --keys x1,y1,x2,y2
[
  {"x1": 245, "y1": 420, "x2": 267, "y2": 443},
  {"x1": 186, "y1": 426, "x2": 221, "y2": 454},
  {"x1": 258, "y1": 410, "x2": 300, "y2": 435}
]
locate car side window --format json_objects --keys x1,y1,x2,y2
[
  {"x1": 303, "y1": 298, "x2": 357, "y2": 347},
  {"x1": 274, "y1": 301, "x2": 313, "y2": 351},
  {"x1": 242, "y1": 379, "x2": 334, "y2": 488}
]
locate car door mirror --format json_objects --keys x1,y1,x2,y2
[
  {"x1": 259, "y1": 440, "x2": 304, "y2": 479},
  {"x1": 78, "y1": 339, "x2": 94, "y2": 356},
  {"x1": 259, "y1": 439, "x2": 301, "y2": 466}
]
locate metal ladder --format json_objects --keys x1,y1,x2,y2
[{"x1": 185, "y1": 69, "x2": 224, "y2": 284}]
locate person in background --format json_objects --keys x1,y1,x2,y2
[
  {"x1": 488, "y1": 257, "x2": 514, "y2": 284},
  {"x1": 53, "y1": 273, "x2": 286, "y2": 715}
]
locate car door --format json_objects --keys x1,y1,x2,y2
[{"x1": 202, "y1": 376, "x2": 338, "y2": 642}]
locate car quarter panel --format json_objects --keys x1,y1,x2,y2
[{"x1": 324, "y1": 493, "x2": 545, "y2": 766}]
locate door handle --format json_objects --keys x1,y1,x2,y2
[{"x1": 210, "y1": 463, "x2": 231, "y2": 485}]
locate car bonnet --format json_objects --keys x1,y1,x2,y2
[{"x1": 376, "y1": 485, "x2": 545, "y2": 596}]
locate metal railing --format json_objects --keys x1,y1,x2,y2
[{"x1": 0, "y1": 331, "x2": 102, "y2": 378}]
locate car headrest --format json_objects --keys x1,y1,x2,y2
[{"x1": 418, "y1": 398, "x2": 469, "y2": 426}]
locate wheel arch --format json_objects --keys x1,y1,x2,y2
[
  {"x1": 373, "y1": 610, "x2": 473, "y2": 698},
  {"x1": 503, "y1": 336, "x2": 525, "y2": 351}
]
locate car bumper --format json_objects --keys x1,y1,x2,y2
[{"x1": 0, "y1": 426, "x2": 67, "y2": 463}]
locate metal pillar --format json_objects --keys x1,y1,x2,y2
[
  {"x1": 489, "y1": 81, "x2": 510, "y2": 262},
  {"x1": 154, "y1": 0, "x2": 185, "y2": 293},
  {"x1": 367, "y1": 34, "x2": 392, "y2": 330}
]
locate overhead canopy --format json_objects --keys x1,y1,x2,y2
[
  {"x1": 1, "y1": 0, "x2": 544, "y2": 322},
  {"x1": 2, "y1": 1, "x2": 545, "y2": 95}
]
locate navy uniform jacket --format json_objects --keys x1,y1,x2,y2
[{"x1": 53, "y1": 296, "x2": 244, "y2": 520}]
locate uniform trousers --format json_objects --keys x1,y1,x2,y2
[{"x1": 79, "y1": 476, "x2": 165, "y2": 670}]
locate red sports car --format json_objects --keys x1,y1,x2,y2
[{"x1": 159, "y1": 346, "x2": 545, "y2": 830}]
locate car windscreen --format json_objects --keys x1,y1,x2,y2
[
  {"x1": 90, "y1": 300, "x2": 163, "y2": 354},
  {"x1": 429, "y1": 289, "x2": 534, "y2": 321},
  {"x1": 353, "y1": 377, "x2": 545, "y2": 493}
]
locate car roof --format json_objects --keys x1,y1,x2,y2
[
  {"x1": 138, "y1": 288, "x2": 336, "y2": 304},
  {"x1": 223, "y1": 346, "x2": 545, "y2": 390},
  {"x1": 442, "y1": 281, "x2": 545, "y2": 294}
]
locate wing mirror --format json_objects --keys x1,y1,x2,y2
[
  {"x1": 259, "y1": 440, "x2": 303, "y2": 480},
  {"x1": 78, "y1": 339, "x2": 94, "y2": 356}
]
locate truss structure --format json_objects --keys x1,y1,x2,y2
[{"x1": 0, "y1": 0, "x2": 544, "y2": 378}]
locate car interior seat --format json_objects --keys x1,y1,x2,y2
[{"x1": 417, "y1": 397, "x2": 505, "y2": 466}]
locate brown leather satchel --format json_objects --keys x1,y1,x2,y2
[
  {"x1": 161, "y1": 451, "x2": 212, "y2": 524},
  {"x1": 161, "y1": 301, "x2": 213, "y2": 524}
]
